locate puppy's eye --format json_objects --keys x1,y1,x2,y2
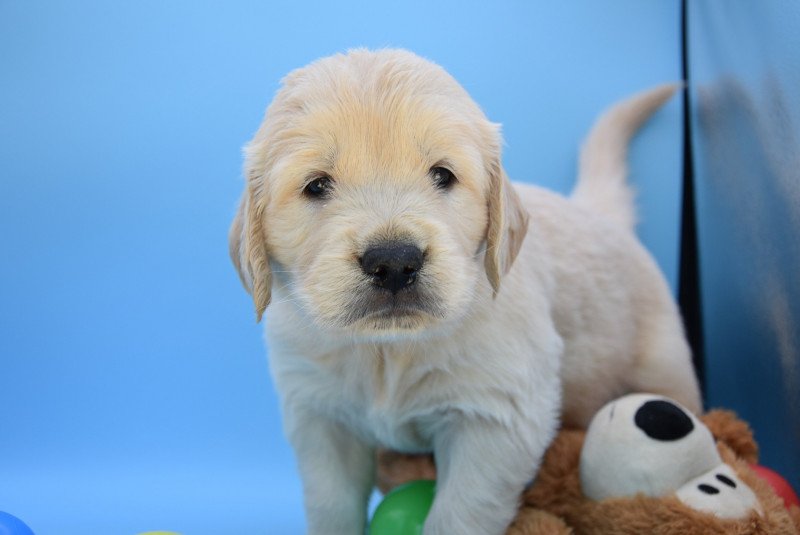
[
  {"x1": 430, "y1": 166, "x2": 457, "y2": 190},
  {"x1": 303, "y1": 175, "x2": 333, "y2": 199}
]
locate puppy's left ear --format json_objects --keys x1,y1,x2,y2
[{"x1": 484, "y1": 161, "x2": 530, "y2": 295}]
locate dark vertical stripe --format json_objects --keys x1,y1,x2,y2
[{"x1": 678, "y1": 0, "x2": 706, "y2": 401}]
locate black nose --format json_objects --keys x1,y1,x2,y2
[
  {"x1": 634, "y1": 399, "x2": 695, "y2": 441},
  {"x1": 360, "y1": 243, "x2": 424, "y2": 294}
]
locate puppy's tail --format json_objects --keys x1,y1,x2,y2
[{"x1": 571, "y1": 83, "x2": 681, "y2": 230}]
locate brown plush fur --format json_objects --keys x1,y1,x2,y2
[
  {"x1": 703, "y1": 409, "x2": 760, "y2": 463},
  {"x1": 376, "y1": 449, "x2": 436, "y2": 494},
  {"x1": 377, "y1": 411, "x2": 800, "y2": 535}
]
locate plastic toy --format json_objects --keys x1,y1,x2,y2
[
  {"x1": 0, "y1": 511, "x2": 35, "y2": 535},
  {"x1": 752, "y1": 464, "x2": 800, "y2": 510},
  {"x1": 369, "y1": 479, "x2": 435, "y2": 535}
]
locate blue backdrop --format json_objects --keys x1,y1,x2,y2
[
  {"x1": 1, "y1": 2, "x2": 686, "y2": 533},
  {"x1": 688, "y1": 0, "x2": 800, "y2": 495}
]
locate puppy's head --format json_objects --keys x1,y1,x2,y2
[{"x1": 230, "y1": 49, "x2": 528, "y2": 337}]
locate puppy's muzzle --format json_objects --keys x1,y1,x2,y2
[{"x1": 360, "y1": 242, "x2": 424, "y2": 294}]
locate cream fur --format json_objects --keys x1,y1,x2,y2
[{"x1": 229, "y1": 49, "x2": 701, "y2": 535}]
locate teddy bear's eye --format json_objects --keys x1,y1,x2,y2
[{"x1": 303, "y1": 175, "x2": 334, "y2": 199}]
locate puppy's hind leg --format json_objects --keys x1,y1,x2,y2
[{"x1": 629, "y1": 310, "x2": 703, "y2": 414}]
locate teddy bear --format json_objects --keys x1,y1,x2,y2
[{"x1": 375, "y1": 394, "x2": 800, "y2": 535}]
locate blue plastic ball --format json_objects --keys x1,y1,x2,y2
[{"x1": 0, "y1": 512, "x2": 35, "y2": 535}]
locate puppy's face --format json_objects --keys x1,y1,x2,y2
[{"x1": 231, "y1": 49, "x2": 528, "y2": 338}]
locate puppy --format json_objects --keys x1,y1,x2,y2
[{"x1": 229, "y1": 49, "x2": 701, "y2": 535}]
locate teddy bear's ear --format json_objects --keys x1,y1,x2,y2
[{"x1": 701, "y1": 410, "x2": 759, "y2": 464}]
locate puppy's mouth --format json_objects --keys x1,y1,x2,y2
[
  {"x1": 345, "y1": 286, "x2": 445, "y2": 329},
  {"x1": 362, "y1": 301, "x2": 427, "y2": 321}
]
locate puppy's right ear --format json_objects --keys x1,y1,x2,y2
[{"x1": 229, "y1": 180, "x2": 271, "y2": 322}]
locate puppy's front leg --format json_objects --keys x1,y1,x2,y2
[
  {"x1": 425, "y1": 414, "x2": 556, "y2": 535},
  {"x1": 286, "y1": 406, "x2": 374, "y2": 535}
]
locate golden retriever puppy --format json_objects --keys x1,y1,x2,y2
[{"x1": 230, "y1": 48, "x2": 701, "y2": 535}]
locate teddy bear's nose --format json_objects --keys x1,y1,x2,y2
[{"x1": 634, "y1": 399, "x2": 694, "y2": 441}]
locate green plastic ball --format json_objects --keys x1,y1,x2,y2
[{"x1": 369, "y1": 479, "x2": 436, "y2": 535}]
